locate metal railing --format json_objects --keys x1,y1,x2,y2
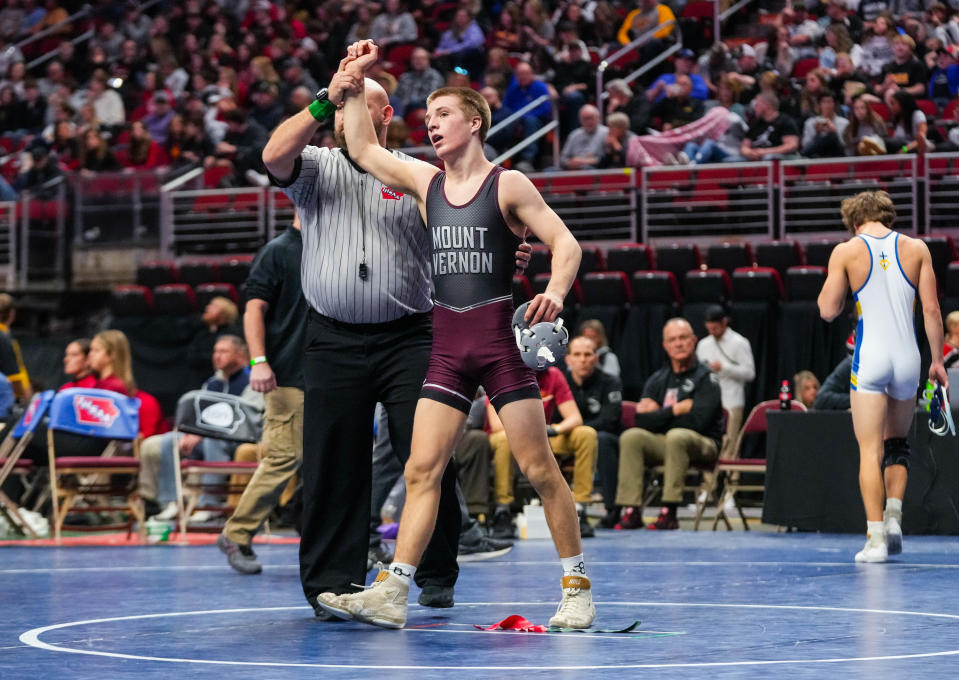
[
  {"x1": 529, "y1": 168, "x2": 638, "y2": 242},
  {"x1": 780, "y1": 155, "x2": 918, "y2": 238},
  {"x1": 18, "y1": 179, "x2": 67, "y2": 287},
  {"x1": 0, "y1": 201, "x2": 16, "y2": 289},
  {"x1": 267, "y1": 188, "x2": 294, "y2": 240},
  {"x1": 925, "y1": 152, "x2": 959, "y2": 233},
  {"x1": 641, "y1": 161, "x2": 774, "y2": 241},
  {"x1": 596, "y1": 20, "x2": 679, "y2": 122},
  {"x1": 158, "y1": 167, "x2": 204, "y2": 255},
  {"x1": 73, "y1": 169, "x2": 169, "y2": 247},
  {"x1": 490, "y1": 95, "x2": 561, "y2": 168},
  {"x1": 6, "y1": 154, "x2": 959, "y2": 283},
  {"x1": 714, "y1": 0, "x2": 757, "y2": 45},
  {"x1": 163, "y1": 187, "x2": 266, "y2": 256},
  {"x1": 15, "y1": 5, "x2": 91, "y2": 52},
  {"x1": 21, "y1": 0, "x2": 165, "y2": 71}
]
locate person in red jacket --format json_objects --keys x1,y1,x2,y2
[
  {"x1": 59, "y1": 338, "x2": 96, "y2": 390},
  {"x1": 88, "y1": 329, "x2": 167, "y2": 437},
  {"x1": 89, "y1": 330, "x2": 136, "y2": 396}
]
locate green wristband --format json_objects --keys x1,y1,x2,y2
[
  {"x1": 250, "y1": 356, "x2": 267, "y2": 367},
  {"x1": 308, "y1": 98, "x2": 335, "y2": 122}
]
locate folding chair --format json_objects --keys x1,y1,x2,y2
[
  {"x1": 710, "y1": 399, "x2": 806, "y2": 530},
  {"x1": 172, "y1": 390, "x2": 262, "y2": 536},
  {"x1": 0, "y1": 391, "x2": 54, "y2": 537},
  {"x1": 46, "y1": 388, "x2": 144, "y2": 543}
]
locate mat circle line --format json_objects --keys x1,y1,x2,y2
[{"x1": 19, "y1": 602, "x2": 959, "y2": 670}]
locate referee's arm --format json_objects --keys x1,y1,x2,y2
[
  {"x1": 262, "y1": 70, "x2": 355, "y2": 181},
  {"x1": 262, "y1": 109, "x2": 322, "y2": 183}
]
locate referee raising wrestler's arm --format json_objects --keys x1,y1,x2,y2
[
  {"x1": 261, "y1": 58, "x2": 466, "y2": 615},
  {"x1": 315, "y1": 40, "x2": 594, "y2": 631}
]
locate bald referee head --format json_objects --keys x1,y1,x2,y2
[{"x1": 334, "y1": 78, "x2": 392, "y2": 149}]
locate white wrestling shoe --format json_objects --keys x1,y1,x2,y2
[
  {"x1": 855, "y1": 539, "x2": 888, "y2": 563},
  {"x1": 884, "y1": 515, "x2": 903, "y2": 556},
  {"x1": 316, "y1": 570, "x2": 409, "y2": 629},
  {"x1": 548, "y1": 575, "x2": 596, "y2": 629}
]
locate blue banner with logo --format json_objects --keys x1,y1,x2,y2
[
  {"x1": 12, "y1": 390, "x2": 55, "y2": 438},
  {"x1": 48, "y1": 388, "x2": 141, "y2": 440}
]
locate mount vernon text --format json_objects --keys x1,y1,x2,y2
[{"x1": 431, "y1": 224, "x2": 494, "y2": 275}]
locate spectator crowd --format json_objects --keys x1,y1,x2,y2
[{"x1": 0, "y1": 0, "x2": 957, "y2": 191}]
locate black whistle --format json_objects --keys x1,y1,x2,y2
[{"x1": 358, "y1": 263, "x2": 369, "y2": 280}]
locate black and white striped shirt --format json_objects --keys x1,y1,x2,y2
[{"x1": 275, "y1": 146, "x2": 432, "y2": 324}]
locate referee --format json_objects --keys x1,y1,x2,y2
[{"x1": 262, "y1": 70, "x2": 461, "y2": 610}]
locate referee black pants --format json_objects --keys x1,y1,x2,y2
[{"x1": 300, "y1": 310, "x2": 461, "y2": 604}]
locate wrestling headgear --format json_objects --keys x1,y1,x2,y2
[
  {"x1": 928, "y1": 383, "x2": 955, "y2": 437},
  {"x1": 512, "y1": 301, "x2": 569, "y2": 371}
]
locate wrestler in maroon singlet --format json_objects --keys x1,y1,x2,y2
[{"x1": 420, "y1": 165, "x2": 541, "y2": 413}]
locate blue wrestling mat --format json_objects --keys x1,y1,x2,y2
[{"x1": 3, "y1": 529, "x2": 959, "y2": 679}]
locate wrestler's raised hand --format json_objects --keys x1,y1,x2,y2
[
  {"x1": 346, "y1": 39, "x2": 379, "y2": 75},
  {"x1": 525, "y1": 291, "x2": 563, "y2": 325}
]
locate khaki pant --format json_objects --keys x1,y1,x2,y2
[
  {"x1": 454, "y1": 429, "x2": 494, "y2": 516},
  {"x1": 491, "y1": 425, "x2": 597, "y2": 505},
  {"x1": 720, "y1": 406, "x2": 744, "y2": 460},
  {"x1": 223, "y1": 387, "x2": 304, "y2": 544},
  {"x1": 615, "y1": 427, "x2": 718, "y2": 506}
]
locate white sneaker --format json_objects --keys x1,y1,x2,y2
[
  {"x1": 188, "y1": 510, "x2": 222, "y2": 523},
  {"x1": 676, "y1": 151, "x2": 691, "y2": 164},
  {"x1": 316, "y1": 570, "x2": 409, "y2": 629},
  {"x1": 884, "y1": 515, "x2": 903, "y2": 555},
  {"x1": 855, "y1": 540, "x2": 888, "y2": 563},
  {"x1": 548, "y1": 575, "x2": 596, "y2": 629},
  {"x1": 155, "y1": 502, "x2": 179, "y2": 521}
]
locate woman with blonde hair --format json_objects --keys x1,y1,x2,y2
[
  {"x1": 90, "y1": 329, "x2": 137, "y2": 396},
  {"x1": 793, "y1": 370, "x2": 821, "y2": 409}
]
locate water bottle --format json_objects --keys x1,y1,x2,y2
[{"x1": 779, "y1": 380, "x2": 791, "y2": 411}]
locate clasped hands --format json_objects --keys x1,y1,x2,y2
[{"x1": 328, "y1": 39, "x2": 381, "y2": 105}]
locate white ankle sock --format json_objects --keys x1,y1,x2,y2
[
  {"x1": 866, "y1": 521, "x2": 885, "y2": 545},
  {"x1": 561, "y1": 554, "x2": 587, "y2": 577},
  {"x1": 884, "y1": 498, "x2": 903, "y2": 521},
  {"x1": 387, "y1": 562, "x2": 416, "y2": 586}
]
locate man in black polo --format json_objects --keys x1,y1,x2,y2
[
  {"x1": 563, "y1": 335, "x2": 624, "y2": 529},
  {"x1": 217, "y1": 212, "x2": 308, "y2": 574},
  {"x1": 614, "y1": 318, "x2": 723, "y2": 531}
]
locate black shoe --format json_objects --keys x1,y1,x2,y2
[
  {"x1": 216, "y1": 533, "x2": 262, "y2": 575},
  {"x1": 600, "y1": 508, "x2": 620, "y2": 529},
  {"x1": 647, "y1": 507, "x2": 679, "y2": 531},
  {"x1": 418, "y1": 585, "x2": 455, "y2": 608},
  {"x1": 491, "y1": 509, "x2": 515, "y2": 539},
  {"x1": 367, "y1": 540, "x2": 395, "y2": 571},
  {"x1": 142, "y1": 497, "x2": 161, "y2": 518},
  {"x1": 578, "y1": 509, "x2": 595, "y2": 538},
  {"x1": 458, "y1": 535, "x2": 513, "y2": 562}
]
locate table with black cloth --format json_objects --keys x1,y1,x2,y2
[{"x1": 763, "y1": 410, "x2": 959, "y2": 534}]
